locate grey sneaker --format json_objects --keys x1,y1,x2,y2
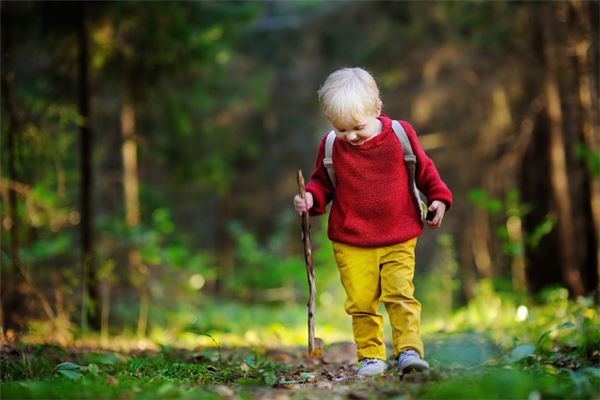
[
  {"x1": 398, "y1": 349, "x2": 429, "y2": 372},
  {"x1": 357, "y1": 358, "x2": 387, "y2": 376}
]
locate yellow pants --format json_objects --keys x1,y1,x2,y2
[{"x1": 332, "y1": 238, "x2": 424, "y2": 361}]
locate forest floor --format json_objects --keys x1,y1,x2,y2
[{"x1": 2, "y1": 330, "x2": 599, "y2": 399}]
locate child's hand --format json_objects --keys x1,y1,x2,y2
[
  {"x1": 293, "y1": 192, "x2": 314, "y2": 215},
  {"x1": 426, "y1": 200, "x2": 446, "y2": 229}
]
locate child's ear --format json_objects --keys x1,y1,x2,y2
[{"x1": 376, "y1": 100, "x2": 382, "y2": 115}]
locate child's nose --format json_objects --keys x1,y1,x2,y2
[{"x1": 347, "y1": 133, "x2": 357, "y2": 141}]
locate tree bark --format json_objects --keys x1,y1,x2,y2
[
  {"x1": 541, "y1": 4, "x2": 585, "y2": 297},
  {"x1": 78, "y1": 2, "x2": 100, "y2": 330},
  {"x1": 506, "y1": 210, "x2": 527, "y2": 293},
  {"x1": 1, "y1": 20, "x2": 24, "y2": 331},
  {"x1": 121, "y1": 94, "x2": 148, "y2": 338},
  {"x1": 458, "y1": 224, "x2": 475, "y2": 302},
  {"x1": 572, "y1": 0, "x2": 600, "y2": 296},
  {"x1": 471, "y1": 208, "x2": 494, "y2": 279}
]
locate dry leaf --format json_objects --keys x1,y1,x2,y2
[
  {"x1": 106, "y1": 375, "x2": 118, "y2": 386},
  {"x1": 317, "y1": 381, "x2": 333, "y2": 389},
  {"x1": 213, "y1": 385, "x2": 234, "y2": 397}
]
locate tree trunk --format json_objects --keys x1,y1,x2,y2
[
  {"x1": 121, "y1": 94, "x2": 148, "y2": 338},
  {"x1": 78, "y1": 2, "x2": 100, "y2": 331},
  {"x1": 572, "y1": 0, "x2": 600, "y2": 296},
  {"x1": 505, "y1": 205, "x2": 527, "y2": 293},
  {"x1": 541, "y1": 4, "x2": 585, "y2": 297},
  {"x1": 457, "y1": 223, "x2": 475, "y2": 302},
  {"x1": 471, "y1": 208, "x2": 494, "y2": 279},
  {"x1": 0, "y1": 21, "x2": 24, "y2": 332}
]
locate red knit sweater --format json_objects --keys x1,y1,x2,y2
[{"x1": 305, "y1": 115, "x2": 452, "y2": 247}]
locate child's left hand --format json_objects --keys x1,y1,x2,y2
[{"x1": 426, "y1": 200, "x2": 446, "y2": 229}]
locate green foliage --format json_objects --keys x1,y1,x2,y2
[
  {"x1": 1, "y1": 349, "x2": 293, "y2": 399},
  {"x1": 227, "y1": 221, "x2": 306, "y2": 300},
  {"x1": 423, "y1": 368, "x2": 580, "y2": 399},
  {"x1": 441, "y1": 1, "x2": 520, "y2": 48},
  {"x1": 468, "y1": 188, "x2": 556, "y2": 276},
  {"x1": 527, "y1": 217, "x2": 556, "y2": 248},
  {"x1": 2, "y1": 289, "x2": 599, "y2": 399},
  {"x1": 55, "y1": 362, "x2": 85, "y2": 380},
  {"x1": 416, "y1": 234, "x2": 460, "y2": 321},
  {"x1": 575, "y1": 143, "x2": 600, "y2": 177},
  {"x1": 468, "y1": 188, "x2": 503, "y2": 214}
]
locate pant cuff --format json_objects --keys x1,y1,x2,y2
[
  {"x1": 356, "y1": 345, "x2": 387, "y2": 361},
  {"x1": 393, "y1": 340, "x2": 424, "y2": 359}
]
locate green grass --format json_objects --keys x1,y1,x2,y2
[
  {"x1": 2, "y1": 341, "x2": 598, "y2": 399},
  {"x1": 2, "y1": 288, "x2": 599, "y2": 399}
]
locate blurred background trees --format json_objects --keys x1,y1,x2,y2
[{"x1": 1, "y1": 1, "x2": 598, "y2": 342}]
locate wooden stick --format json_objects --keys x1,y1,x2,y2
[{"x1": 297, "y1": 169, "x2": 320, "y2": 357}]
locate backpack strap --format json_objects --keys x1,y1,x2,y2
[
  {"x1": 392, "y1": 120, "x2": 427, "y2": 220},
  {"x1": 323, "y1": 130, "x2": 337, "y2": 187},
  {"x1": 321, "y1": 122, "x2": 427, "y2": 220}
]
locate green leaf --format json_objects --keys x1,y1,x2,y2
[
  {"x1": 278, "y1": 379, "x2": 302, "y2": 384},
  {"x1": 509, "y1": 344, "x2": 535, "y2": 362},
  {"x1": 56, "y1": 362, "x2": 82, "y2": 370},
  {"x1": 556, "y1": 322, "x2": 575, "y2": 329},
  {"x1": 468, "y1": 188, "x2": 487, "y2": 205},
  {"x1": 243, "y1": 355, "x2": 256, "y2": 368},
  {"x1": 527, "y1": 217, "x2": 555, "y2": 248},
  {"x1": 263, "y1": 373, "x2": 278, "y2": 385},
  {"x1": 536, "y1": 322, "x2": 576, "y2": 348},
  {"x1": 536, "y1": 330, "x2": 553, "y2": 348},
  {"x1": 55, "y1": 362, "x2": 83, "y2": 380},
  {"x1": 237, "y1": 377, "x2": 262, "y2": 386},
  {"x1": 57, "y1": 369, "x2": 83, "y2": 380},
  {"x1": 300, "y1": 372, "x2": 317, "y2": 379},
  {"x1": 81, "y1": 353, "x2": 119, "y2": 365},
  {"x1": 87, "y1": 363, "x2": 100, "y2": 375}
]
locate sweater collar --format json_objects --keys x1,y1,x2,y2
[{"x1": 351, "y1": 114, "x2": 393, "y2": 150}]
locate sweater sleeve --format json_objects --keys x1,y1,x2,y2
[
  {"x1": 304, "y1": 134, "x2": 335, "y2": 216},
  {"x1": 401, "y1": 121, "x2": 453, "y2": 210}
]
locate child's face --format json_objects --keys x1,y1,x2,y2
[{"x1": 332, "y1": 112, "x2": 382, "y2": 146}]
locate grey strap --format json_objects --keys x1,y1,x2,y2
[
  {"x1": 321, "y1": 122, "x2": 427, "y2": 220},
  {"x1": 323, "y1": 131, "x2": 337, "y2": 187},
  {"x1": 392, "y1": 120, "x2": 427, "y2": 220}
]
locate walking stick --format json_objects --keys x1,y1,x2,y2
[{"x1": 297, "y1": 169, "x2": 323, "y2": 358}]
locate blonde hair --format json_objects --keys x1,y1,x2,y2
[{"x1": 318, "y1": 67, "x2": 382, "y2": 127}]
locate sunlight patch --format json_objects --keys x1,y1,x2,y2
[
  {"x1": 189, "y1": 274, "x2": 206, "y2": 290},
  {"x1": 515, "y1": 305, "x2": 529, "y2": 322}
]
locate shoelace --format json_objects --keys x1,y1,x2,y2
[
  {"x1": 399, "y1": 350, "x2": 419, "y2": 362},
  {"x1": 363, "y1": 358, "x2": 379, "y2": 365}
]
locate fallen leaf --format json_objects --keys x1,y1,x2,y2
[
  {"x1": 213, "y1": 385, "x2": 234, "y2": 397},
  {"x1": 106, "y1": 375, "x2": 118, "y2": 386},
  {"x1": 317, "y1": 381, "x2": 333, "y2": 389},
  {"x1": 275, "y1": 383, "x2": 295, "y2": 390}
]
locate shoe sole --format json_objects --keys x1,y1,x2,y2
[
  {"x1": 357, "y1": 371, "x2": 385, "y2": 377},
  {"x1": 357, "y1": 366, "x2": 387, "y2": 377},
  {"x1": 357, "y1": 368, "x2": 387, "y2": 377},
  {"x1": 400, "y1": 362, "x2": 429, "y2": 373}
]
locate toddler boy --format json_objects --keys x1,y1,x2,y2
[{"x1": 293, "y1": 67, "x2": 452, "y2": 376}]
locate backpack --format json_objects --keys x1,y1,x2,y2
[{"x1": 322, "y1": 120, "x2": 428, "y2": 220}]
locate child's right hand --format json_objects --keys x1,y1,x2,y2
[{"x1": 293, "y1": 192, "x2": 314, "y2": 215}]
